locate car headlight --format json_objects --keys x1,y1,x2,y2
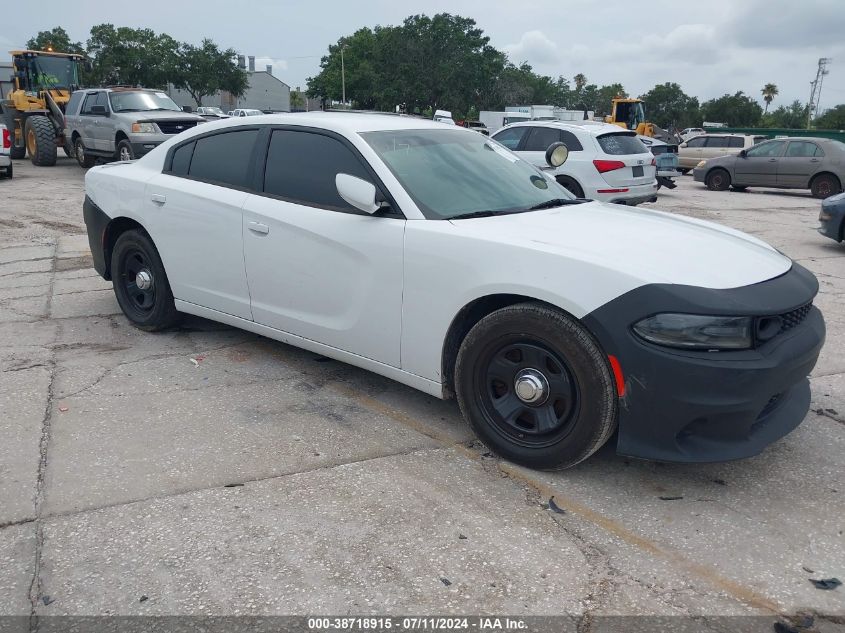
[
  {"x1": 131, "y1": 122, "x2": 157, "y2": 134},
  {"x1": 696, "y1": 160, "x2": 707, "y2": 168},
  {"x1": 632, "y1": 314, "x2": 753, "y2": 350}
]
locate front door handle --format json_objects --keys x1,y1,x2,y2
[
  {"x1": 768, "y1": 158, "x2": 777, "y2": 162},
  {"x1": 810, "y1": 158, "x2": 820, "y2": 163},
  {"x1": 150, "y1": 193, "x2": 166, "y2": 204},
  {"x1": 248, "y1": 221, "x2": 269, "y2": 235}
]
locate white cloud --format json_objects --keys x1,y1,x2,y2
[
  {"x1": 504, "y1": 30, "x2": 559, "y2": 65},
  {"x1": 251, "y1": 57, "x2": 289, "y2": 76}
]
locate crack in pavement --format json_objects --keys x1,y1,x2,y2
[{"x1": 26, "y1": 241, "x2": 59, "y2": 633}]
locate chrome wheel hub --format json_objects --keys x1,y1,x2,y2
[
  {"x1": 514, "y1": 368, "x2": 549, "y2": 405},
  {"x1": 135, "y1": 269, "x2": 153, "y2": 291}
]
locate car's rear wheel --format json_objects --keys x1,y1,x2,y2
[
  {"x1": 811, "y1": 174, "x2": 841, "y2": 199},
  {"x1": 2, "y1": 164, "x2": 11, "y2": 179},
  {"x1": 556, "y1": 176, "x2": 584, "y2": 199},
  {"x1": 116, "y1": 139, "x2": 135, "y2": 162},
  {"x1": 111, "y1": 230, "x2": 180, "y2": 331},
  {"x1": 74, "y1": 138, "x2": 96, "y2": 168},
  {"x1": 706, "y1": 168, "x2": 730, "y2": 191},
  {"x1": 454, "y1": 303, "x2": 617, "y2": 470}
]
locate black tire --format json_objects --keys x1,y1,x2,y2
[
  {"x1": 678, "y1": 168, "x2": 690, "y2": 175},
  {"x1": 556, "y1": 176, "x2": 584, "y2": 199},
  {"x1": 24, "y1": 115, "x2": 57, "y2": 166},
  {"x1": 10, "y1": 144, "x2": 26, "y2": 160},
  {"x1": 111, "y1": 230, "x2": 181, "y2": 331},
  {"x1": 454, "y1": 303, "x2": 617, "y2": 470},
  {"x1": 730, "y1": 185, "x2": 748, "y2": 192},
  {"x1": 811, "y1": 173, "x2": 842, "y2": 199},
  {"x1": 116, "y1": 139, "x2": 135, "y2": 162},
  {"x1": 3, "y1": 164, "x2": 11, "y2": 179},
  {"x1": 74, "y1": 138, "x2": 97, "y2": 168},
  {"x1": 705, "y1": 168, "x2": 730, "y2": 191},
  {"x1": 63, "y1": 140, "x2": 74, "y2": 158}
]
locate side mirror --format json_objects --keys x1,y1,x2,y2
[
  {"x1": 182, "y1": 105, "x2": 193, "y2": 112},
  {"x1": 336, "y1": 173, "x2": 379, "y2": 214},
  {"x1": 738, "y1": 149, "x2": 747, "y2": 158},
  {"x1": 545, "y1": 142, "x2": 569, "y2": 168},
  {"x1": 91, "y1": 105, "x2": 108, "y2": 115}
]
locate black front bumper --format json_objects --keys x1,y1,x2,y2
[
  {"x1": 583, "y1": 264, "x2": 825, "y2": 462},
  {"x1": 83, "y1": 195, "x2": 110, "y2": 279}
]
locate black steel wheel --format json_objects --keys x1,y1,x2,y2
[
  {"x1": 111, "y1": 230, "x2": 180, "y2": 331},
  {"x1": 116, "y1": 139, "x2": 135, "y2": 162},
  {"x1": 811, "y1": 174, "x2": 841, "y2": 199},
  {"x1": 705, "y1": 168, "x2": 730, "y2": 191},
  {"x1": 454, "y1": 303, "x2": 617, "y2": 470}
]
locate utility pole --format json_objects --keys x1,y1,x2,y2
[
  {"x1": 807, "y1": 57, "x2": 832, "y2": 128},
  {"x1": 340, "y1": 42, "x2": 349, "y2": 107}
]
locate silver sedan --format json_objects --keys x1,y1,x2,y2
[{"x1": 694, "y1": 137, "x2": 845, "y2": 198}]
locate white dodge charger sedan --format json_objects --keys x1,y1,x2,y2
[{"x1": 83, "y1": 113, "x2": 825, "y2": 470}]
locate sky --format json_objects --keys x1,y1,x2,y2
[{"x1": 2, "y1": 0, "x2": 844, "y2": 112}]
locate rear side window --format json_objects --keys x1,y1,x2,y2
[
  {"x1": 188, "y1": 129, "x2": 259, "y2": 188},
  {"x1": 492, "y1": 126, "x2": 528, "y2": 150},
  {"x1": 785, "y1": 141, "x2": 822, "y2": 157},
  {"x1": 728, "y1": 137, "x2": 745, "y2": 148},
  {"x1": 560, "y1": 130, "x2": 583, "y2": 152},
  {"x1": 523, "y1": 127, "x2": 562, "y2": 152},
  {"x1": 597, "y1": 133, "x2": 647, "y2": 155},
  {"x1": 263, "y1": 130, "x2": 372, "y2": 211},
  {"x1": 169, "y1": 141, "x2": 195, "y2": 176},
  {"x1": 67, "y1": 92, "x2": 84, "y2": 116},
  {"x1": 705, "y1": 137, "x2": 731, "y2": 148}
]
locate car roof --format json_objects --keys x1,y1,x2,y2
[{"x1": 498, "y1": 120, "x2": 628, "y2": 136}]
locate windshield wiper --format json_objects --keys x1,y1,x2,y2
[
  {"x1": 448, "y1": 210, "x2": 499, "y2": 220},
  {"x1": 527, "y1": 198, "x2": 584, "y2": 211}
]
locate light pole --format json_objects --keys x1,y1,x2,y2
[{"x1": 340, "y1": 43, "x2": 349, "y2": 106}]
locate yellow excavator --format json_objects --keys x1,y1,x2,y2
[
  {"x1": 1, "y1": 49, "x2": 85, "y2": 165},
  {"x1": 605, "y1": 97, "x2": 672, "y2": 140}
]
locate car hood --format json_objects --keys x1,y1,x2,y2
[
  {"x1": 701, "y1": 154, "x2": 738, "y2": 168},
  {"x1": 447, "y1": 200, "x2": 791, "y2": 289}
]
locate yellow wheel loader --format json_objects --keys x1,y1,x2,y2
[
  {"x1": 0, "y1": 50, "x2": 85, "y2": 166},
  {"x1": 604, "y1": 97, "x2": 674, "y2": 141}
]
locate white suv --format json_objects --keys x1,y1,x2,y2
[{"x1": 493, "y1": 121, "x2": 657, "y2": 205}]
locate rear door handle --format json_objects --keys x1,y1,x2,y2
[
  {"x1": 248, "y1": 221, "x2": 269, "y2": 235},
  {"x1": 151, "y1": 193, "x2": 166, "y2": 204}
]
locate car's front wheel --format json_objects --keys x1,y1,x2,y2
[
  {"x1": 74, "y1": 138, "x2": 96, "y2": 168},
  {"x1": 454, "y1": 303, "x2": 617, "y2": 470},
  {"x1": 706, "y1": 168, "x2": 730, "y2": 191},
  {"x1": 116, "y1": 139, "x2": 135, "y2": 162},
  {"x1": 111, "y1": 230, "x2": 180, "y2": 331}
]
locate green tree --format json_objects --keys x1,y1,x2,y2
[
  {"x1": 171, "y1": 39, "x2": 248, "y2": 107},
  {"x1": 761, "y1": 83, "x2": 779, "y2": 114},
  {"x1": 700, "y1": 92, "x2": 763, "y2": 126},
  {"x1": 814, "y1": 104, "x2": 845, "y2": 129},
  {"x1": 26, "y1": 27, "x2": 85, "y2": 54},
  {"x1": 761, "y1": 100, "x2": 809, "y2": 128},
  {"x1": 640, "y1": 82, "x2": 701, "y2": 129},
  {"x1": 573, "y1": 73, "x2": 587, "y2": 92},
  {"x1": 290, "y1": 91, "x2": 305, "y2": 111},
  {"x1": 85, "y1": 24, "x2": 180, "y2": 88}
]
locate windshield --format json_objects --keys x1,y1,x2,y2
[
  {"x1": 30, "y1": 56, "x2": 79, "y2": 90},
  {"x1": 362, "y1": 129, "x2": 575, "y2": 220},
  {"x1": 203, "y1": 107, "x2": 224, "y2": 115},
  {"x1": 109, "y1": 91, "x2": 181, "y2": 113}
]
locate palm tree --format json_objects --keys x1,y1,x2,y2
[
  {"x1": 761, "y1": 83, "x2": 779, "y2": 114},
  {"x1": 574, "y1": 73, "x2": 587, "y2": 93}
]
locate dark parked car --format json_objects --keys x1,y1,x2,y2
[
  {"x1": 693, "y1": 137, "x2": 845, "y2": 198},
  {"x1": 819, "y1": 191, "x2": 845, "y2": 242}
]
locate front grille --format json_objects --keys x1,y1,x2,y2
[
  {"x1": 778, "y1": 302, "x2": 812, "y2": 335},
  {"x1": 156, "y1": 120, "x2": 199, "y2": 135}
]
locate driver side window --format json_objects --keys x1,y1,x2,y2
[
  {"x1": 746, "y1": 141, "x2": 786, "y2": 158},
  {"x1": 492, "y1": 127, "x2": 528, "y2": 150}
]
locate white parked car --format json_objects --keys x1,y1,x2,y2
[
  {"x1": 195, "y1": 106, "x2": 230, "y2": 119},
  {"x1": 0, "y1": 123, "x2": 12, "y2": 179},
  {"x1": 83, "y1": 113, "x2": 824, "y2": 470},
  {"x1": 231, "y1": 108, "x2": 264, "y2": 117},
  {"x1": 493, "y1": 121, "x2": 658, "y2": 205},
  {"x1": 680, "y1": 127, "x2": 705, "y2": 141}
]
